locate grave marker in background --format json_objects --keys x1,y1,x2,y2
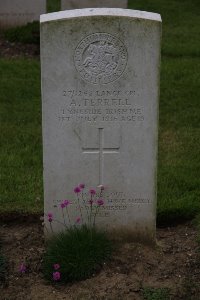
[
  {"x1": 41, "y1": 8, "x2": 162, "y2": 242},
  {"x1": 0, "y1": 0, "x2": 46, "y2": 29},
  {"x1": 61, "y1": 0, "x2": 127, "y2": 10}
]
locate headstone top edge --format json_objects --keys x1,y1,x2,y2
[{"x1": 40, "y1": 8, "x2": 161, "y2": 24}]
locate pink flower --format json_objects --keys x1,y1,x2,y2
[
  {"x1": 89, "y1": 189, "x2": 96, "y2": 195},
  {"x1": 98, "y1": 185, "x2": 105, "y2": 191},
  {"x1": 48, "y1": 216, "x2": 53, "y2": 222},
  {"x1": 74, "y1": 186, "x2": 81, "y2": 193},
  {"x1": 63, "y1": 200, "x2": 70, "y2": 206},
  {"x1": 75, "y1": 217, "x2": 81, "y2": 224},
  {"x1": 88, "y1": 200, "x2": 94, "y2": 205},
  {"x1": 47, "y1": 212, "x2": 53, "y2": 218},
  {"x1": 60, "y1": 202, "x2": 65, "y2": 209},
  {"x1": 97, "y1": 199, "x2": 104, "y2": 206},
  {"x1": 53, "y1": 263, "x2": 60, "y2": 270},
  {"x1": 79, "y1": 183, "x2": 85, "y2": 189},
  {"x1": 53, "y1": 271, "x2": 61, "y2": 281},
  {"x1": 19, "y1": 263, "x2": 26, "y2": 273}
]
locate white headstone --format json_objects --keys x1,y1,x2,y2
[
  {"x1": 62, "y1": 0, "x2": 127, "y2": 10},
  {"x1": 0, "y1": 0, "x2": 46, "y2": 29},
  {"x1": 41, "y1": 8, "x2": 161, "y2": 242}
]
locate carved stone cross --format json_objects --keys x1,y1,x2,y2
[{"x1": 82, "y1": 128, "x2": 120, "y2": 185}]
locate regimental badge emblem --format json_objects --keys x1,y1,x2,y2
[{"x1": 74, "y1": 33, "x2": 128, "y2": 85}]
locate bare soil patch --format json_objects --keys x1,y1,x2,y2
[{"x1": 0, "y1": 218, "x2": 200, "y2": 300}]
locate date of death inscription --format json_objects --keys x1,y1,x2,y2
[{"x1": 58, "y1": 89, "x2": 145, "y2": 123}]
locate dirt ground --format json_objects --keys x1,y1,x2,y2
[{"x1": 0, "y1": 217, "x2": 200, "y2": 300}]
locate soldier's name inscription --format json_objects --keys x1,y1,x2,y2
[{"x1": 59, "y1": 89, "x2": 145, "y2": 123}]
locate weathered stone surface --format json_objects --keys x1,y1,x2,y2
[
  {"x1": 41, "y1": 8, "x2": 161, "y2": 242},
  {"x1": 61, "y1": 0, "x2": 127, "y2": 10},
  {"x1": 0, "y1": 0, "x2": 46, "y2": 28}
]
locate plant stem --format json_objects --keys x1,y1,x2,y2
[
  {"x1": 77, "y1": 194, "x2": 83, "y2": 222},
  {"x1": 66, "y1": 206, "x2": 71, "y2": 227},
  {"x1": 62, "y1": 209, "x2": 67, "y2": 227},
  {"x1": 82, "y1": 192, "x2": 90, "y2": 225},
  {"x1": 93, "y1": 206, "x2": 100, "y2": 227},
  {"x1": 89, "y1": 194, "x2": 93, "y2": 228},
  {"x1": 50, "y1": 222, "x2": 53, "y2": 233}
]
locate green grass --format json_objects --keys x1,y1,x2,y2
[
  {"x1": 129, "y1": 0, "x2": 200, "y2": 57},
  {"x1": 47, "y1": 0, "x2": 61, "y2": 13},
  {"x1": 157, "y1": 57, "x2": 200, "y2": 224},
  {"x1": 43, "y1": 225, "x2": 112, "y2": 282},
  {"x1": 128, "y1": 0, "x2": 200, "y2": 224},
  {"x1": 0, "y1": 59, "x2": 43, "y2": 213},
  {"x1": 3, "y1": 21, "x2": 40, "y2": 45},
  {"x1": 0, "y1": 0, "x2": 200, "y2": 224}
]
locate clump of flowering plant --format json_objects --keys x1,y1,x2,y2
[
  {"x1": 45, "y1": 184, "x2": 106, "y2": 232},
  {"x1": 43, "y1": 225, "x2": 112, "y2": 283},
  {"x1": 43, "y1": 184, "x2": 112, "y2": 284}
]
